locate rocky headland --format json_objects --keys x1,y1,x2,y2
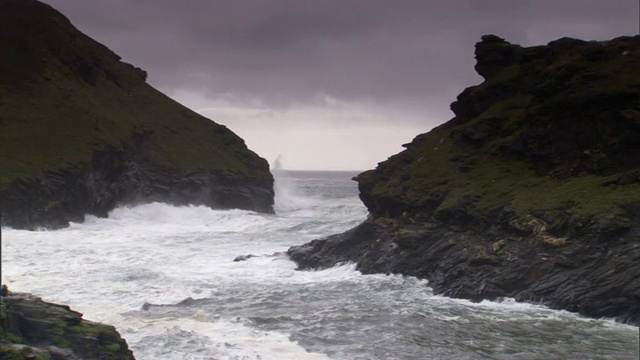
[
  {"x1": 289, "y1": 35, "x2": 640, "y2": 325},
  {"x1": 0, "y1": 0, "x2": 274, "y2": 230},
  {"x1": 0, "y1": 287, "x2": 135, "y2": 359}
]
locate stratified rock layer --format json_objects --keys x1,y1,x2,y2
[
  {"x1": 289, "y1": 35, "x2": 640, "y2": 325},
  {"x1": 0, "y1": 289, "x2": 135, "y2": 359},
  {"x1": 0, "y1": 0, "x2": 274, "y2": 229}
]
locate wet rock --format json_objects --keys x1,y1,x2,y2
[
  {"x1": 0, "y1": 287, "x2": 135, "y2": 359},
  {"x1": 233, "y1": 254, "x2": 257, "y2": 262}
]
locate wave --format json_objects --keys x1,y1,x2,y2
[
  {"x1": 271, "y1": 158, "x2": 322, "y2": 213},
  {"x1": 270, "y1": 157, "x2": 367, "y2": 228},
  {"x1": 123, "y1": 316, "x2": 331, "y2": 360},
  {"x1": 62, "y1": 202, "x2": 274, "y2": 235}
]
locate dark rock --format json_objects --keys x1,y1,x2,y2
[
  {"x1": 587, "y1": 212, "x2": 633, "y2": 237},
  {"x1": 0, "y1": 0, "x2": 274, "y2": 230},
  {"x1": 290, "y1": 217, "x2": 640, "y2": 325},
  {"x1": 289, "y1": 35, "x2": 640, "y2": 325},
  {"x1": 289, "y1": 221, "x2": 389, "y2": 271},
  {"x1": 474, "y1": 35, "x2": 522, "y2": 79},
  {"x1": 1, "y1": 287, "x2": 135, "y2": 359},
  {"x1": 233, "y1": 254, "x2": 257, "y2": 262}
]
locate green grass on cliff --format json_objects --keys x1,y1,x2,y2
[
  {"x1": 365, "y1": 120, "x2": 640, "y2": 223},
  {"x1": 0, "y1": 67, "x2": 260, "y2": 189},
  {"x1": 0, "y1": 1, "x2": 268, "y2": 190},
  {"x1": 360, "y1": 36, "x2": 640, "y2": 224}
]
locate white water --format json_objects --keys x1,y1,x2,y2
[{"x1": 2, "y1": 171, "x2": 639, "y2": 359}]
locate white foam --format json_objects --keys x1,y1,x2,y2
[
  {"x1": 121, "y1": 316, "x2": 330, "y2": 360},
  {"x1": 1, "y1": 198, "x2": 357, "y2": 360},
  {"x1": 271, "y1": 165, "x2": 321, "y2": 214},
  {"x1": 425, "y1": 294, "x2": 638, "y2": 330},
  {"x1": 75, "y1": 203, "x2": 273, "y2": 234}
]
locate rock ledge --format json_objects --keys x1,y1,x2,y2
[{"x1": 1, "y1": 287, "x2": 135, "y2": 359}]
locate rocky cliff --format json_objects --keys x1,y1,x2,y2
[
  {"x1": 1, "y1": 287, "x2": 135, "y2": 359},
  {"x1": 289, "y1": 35, "x2": 640, "y2": 325},
  {"x1": 0, "y1": 0, "x2": 274, "y2": 230}
]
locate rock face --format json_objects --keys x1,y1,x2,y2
[
  {"x1": 0, "y1": 0, "x2": 274, "y2": 230},
  {"x1": 288, "y1": 35, "x2": 640, "y2": 325},
  {"x1": 0, "y1": 289, "x2": 135, "y2": 359}
]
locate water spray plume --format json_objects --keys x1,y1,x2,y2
[{"x1": 270, "y1": 155, "x2": 317, "y2": 213}]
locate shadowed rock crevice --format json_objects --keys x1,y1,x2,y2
[{"x1": 288, "y1": 34, "x2": 640, "y2": 325}]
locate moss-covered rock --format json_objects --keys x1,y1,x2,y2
[
  {"x1": 1, "y1": 287, "x2": 135, "y2": 359},
  {"x1": 289, "y1": 35, "x2": 640, "y2": 325},
  {"x1": 0, "y1": 0, "x2": 274, "y2": 229}
]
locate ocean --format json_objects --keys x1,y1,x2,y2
[{"x1": 2, "y1": 170, "x2": 638, "y2": 359}]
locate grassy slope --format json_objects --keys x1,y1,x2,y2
[
  {"x1": 0, "y1": 0, "x2": 270, "y2": 190},
  {"x1": 358, "y1": 36, "x2": 640, "y2": 227}
]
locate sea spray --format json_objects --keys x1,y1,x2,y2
[{"x1": 271, "y1": 155, "x2": 320, "y2": 213}]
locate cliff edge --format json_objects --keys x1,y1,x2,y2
[
  {"x1": 0, "y1": 0, "x2": 274, "y2": 230},
  {"x1": 288, "y1": 35, "x2": 640, "y2": 325}
]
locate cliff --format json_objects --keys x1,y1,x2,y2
[
  {"x1": 288, "y1": 35, "x2": 640, "y2": 325},
  {"x1": 0, "y1": 287, "x2": 135, "y2": 359},
  {"x1": 0, "y1": 0, "x2": 274, "y2": 230}
]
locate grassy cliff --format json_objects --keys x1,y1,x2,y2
[
  {"x1": 0, "y1": 0, "x2": 274, "y2": 228},
  {"x1": 357, "y1": 35, "x2": 640, "y2": 235}
]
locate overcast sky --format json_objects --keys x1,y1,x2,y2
[{"x1": 44, "y1": 0, "x2": 639, "y2": 170}]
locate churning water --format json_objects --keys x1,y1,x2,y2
[{"x1": 2, "y1": 171, "x2": 638, "y2": 359}]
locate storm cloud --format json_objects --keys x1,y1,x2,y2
[{"x1": 41, "y1": 0, "x2": 639, "y2": 169}]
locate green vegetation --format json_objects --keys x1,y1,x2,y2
[
  {"x1": 0, "y1": 0, "x2": 269, "y2": 190},
  {"x1": 5, "y1": 332, "x2": 25, "y2": 344},
  {"x1": 0, "y1": 347, "x2": 28, "y2": 360},
  {"x1": 359, "y1": 35, "x2": 640, "y2": 227},
  {"x1": 1, "y1": 291, "x2": 133, "y2": 360}
]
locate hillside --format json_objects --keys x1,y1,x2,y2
[
  {"x1": 0, "y1": 0, "x2": 274, "y2": 229},
  {"x1": 289, "y1": 35, "x2": 640, "y2": 325}
]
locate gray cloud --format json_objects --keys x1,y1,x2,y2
[{"x1": 43, "y1": 0, "x2": 639, "y2": 123}]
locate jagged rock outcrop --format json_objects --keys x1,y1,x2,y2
[
  {"x1": 289, "y1": 35, "x2": 640, "y2": 325},
  {"x1": 0, "y1": 0, "x2": 274, "y2": 229},
  {"x1": 0, "y1": 288, "x2": 135, "y2": 359}
]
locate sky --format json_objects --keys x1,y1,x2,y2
[{"x1": 44, "y1": 0, "x2": 639, "y2": 170}]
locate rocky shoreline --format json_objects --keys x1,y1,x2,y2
[
  {"x1": 0, "y1": 287, "x2": 135, "y2": 359},
  {"x1": 289, "y1": 213, "x2": 640, "y2": 325},
  {"x1": 289, "y1": 35, "x2": 640, "y2": 325}
]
